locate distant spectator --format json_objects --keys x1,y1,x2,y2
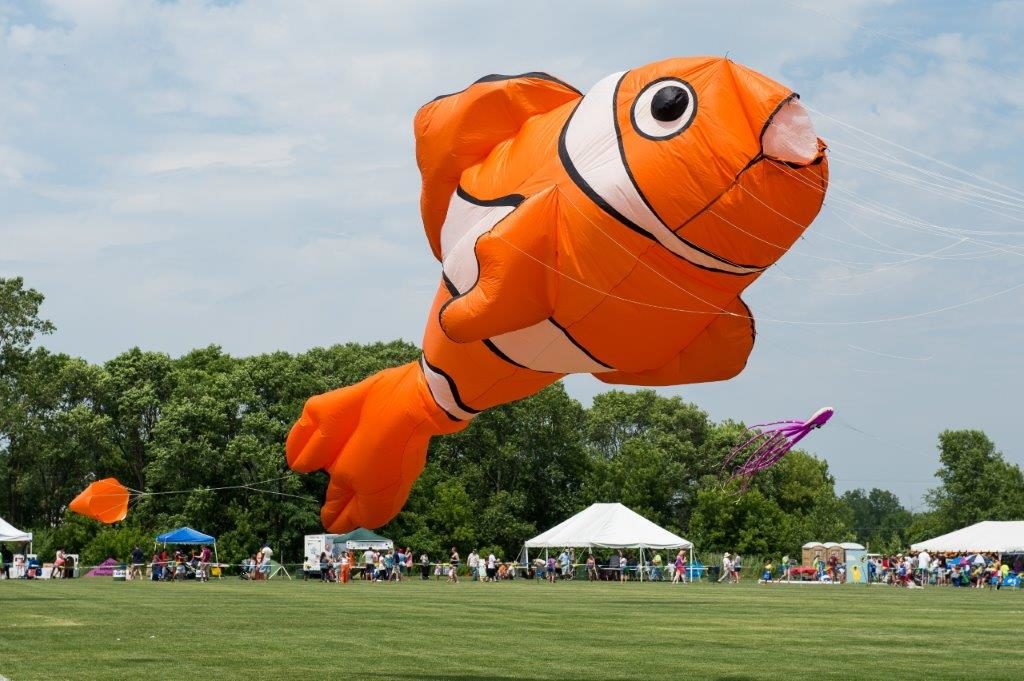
[
  {"x1": 260, "y1": 544, "x2": 273, "y2": 580},
  {"x1": 486, "y1": 552, "x2": 497, "y2": 582},
  {"x1": 198, "y1": 545, "x2": 212, "y2": 582},
  {"x1": 362, "y1": 548, "x2": 375, "y2": 580},
  {"x1": 129, "y1": 546, "x2": 144, "y2": 580},
  {"x1": 448, "y1": 547, "x2": 459, "y2": 583},
  {"x1": 672, "y1": 551, "x2": 686, "y2": 584},
  {"x1": 718, "y1": 553, "x2": 732, "y2": 583},
  {"x1": 558, "y1": 550, "x2": 570, "y2": 580}
]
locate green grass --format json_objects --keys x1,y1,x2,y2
[{"x1": 1, "y1": 577, "x2": 1022, "y2": 680}]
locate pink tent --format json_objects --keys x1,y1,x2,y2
[{"x1": 85, "y1": 557, "x2": 119, "y2": 577}]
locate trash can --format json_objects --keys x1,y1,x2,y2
[{"x1": 707, "y1": 565, "x2": 721, "y2": 582}]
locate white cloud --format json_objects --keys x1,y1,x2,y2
[{"x1": 124, "y1": 133, "x2": 308, "y2": 174}]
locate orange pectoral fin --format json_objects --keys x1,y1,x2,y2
[
  {"x1": 439, "y1": 188, "x2": 560, "y2": 344},
  {"x1": 416, "y1": 74, "x2": 581, "y2": 260},
  {"x1": 595, "y1": 297, "x2": 756, "y2": 386}
]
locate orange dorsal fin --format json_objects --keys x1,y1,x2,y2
[{"x1": 415, "y1": 73, "x2": 581, "y2": 260}]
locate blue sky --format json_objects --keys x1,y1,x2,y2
[{"x1": 2, "y1": 0, "x2": 1022, "y2": 508}]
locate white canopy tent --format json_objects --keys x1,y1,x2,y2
[
  {"x1": 0, "y1": 516, "x2": 32, "y2": 546},
  {"x1": 910, "y1": 520, "x2": 1024, "y2": 555},
  {"x1": 523, "y1": 503, "x2": 692, "y2": 580}
]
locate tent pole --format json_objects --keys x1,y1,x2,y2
[{"x1": 639, "y1": 547, "x2": 644, "y2": 582}]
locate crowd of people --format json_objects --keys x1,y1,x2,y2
[
  {"x1": 8, "y1": 541, "x2": 1021, "y2": 591},
  {"x1": 305, "y1": 546, "x2": 467, "y2": 583},
  {"x1": 868, "y1": 551, "x2": 1023, "y2": 588},
  {"x1": 298, "y1": 546, "x2": 698, "y2": 584},
  {"x1": 146, "y1": 544, "x2": 215, "y2": 581}
]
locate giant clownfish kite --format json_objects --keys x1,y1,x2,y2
[
  {"x1": 284, "y1": 56, "x2": 829, "y2": 533},
  {"x1": 69, "y1": 57, "x2": 830, "y2": 531}
]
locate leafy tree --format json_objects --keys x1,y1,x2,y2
[
  {"x1": 841, "y1": 488, "x2": 912, "y2": 552},
  {"x1": 1, "y1": 278, "x2": 56, "y2": 523},
  {"x1": 925, "y1": 430, "x2": 1024, "y2": 532}
]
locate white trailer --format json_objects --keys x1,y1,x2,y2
[{"x1": 303, "y1": 534, "x2": 341, "y2": 575}]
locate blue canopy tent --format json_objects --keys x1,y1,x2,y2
[{"x1": 155, "y1": 527, "x2": 219, "y2": 567}]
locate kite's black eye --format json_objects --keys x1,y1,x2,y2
[
  {"x1": 631, "y1": 78, "x2": 697, "y2": 140},
  {"x1": 651, "y1": 86, "x2": 689, "y2": 121}
]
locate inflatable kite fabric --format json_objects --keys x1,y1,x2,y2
[
  {"x1": 288, "y1": 56, "x2": 829, "y2": 532},
  {"x1": 69, "y1": 477, "x2": 130, "y2": 524},
  {"x1": 724, "y1": 407, "x2": 835, "y2": 482}
]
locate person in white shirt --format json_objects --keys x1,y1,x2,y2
[
  {"x1": 362, "y1": 549, "x2": 375, "y2": 580},
  {"x1": 486, "y1": 553, "x2": 497, "y2": 582},
  {"x1": 260, "y1": 545, "x2": 273, "y2": 579},
  {"x1": 718, "y1": 553, "x2": 732, "y2": 583},
  {"x1": 468, "y1": 550, "x2": 479, "y2": 581},
  {"x1": 917, "y1": 550, "x2": 931, "y2": 585}
]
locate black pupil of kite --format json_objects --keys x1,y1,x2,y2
[{"x1": 651, "y1": 86, "x2": 689, "y2": 122}]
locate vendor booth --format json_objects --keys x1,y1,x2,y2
[
  {"x1": 1, "y1": 516, "x2": 33, "y2": 580},
  {"x1": 523, "y1": 503, "x2": 693, "y2": 580},
  {"x1": 155, "y1": 526, "x2": 220, "y2": 576},
  {"x1": 333, "y1": 528, "x2": 394, "y2": 552},
  {"x1": 910, "y1": 520, "x2": 1024, "y2": 556}
]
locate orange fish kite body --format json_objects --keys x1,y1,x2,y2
[{"x1": 288, "y1": 57, "x2": 828, "y2": 532}]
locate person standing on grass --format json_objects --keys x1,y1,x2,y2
[
  {"x1": 420, "y1": 552, "x2": 430, "y2": 580},
  {"x1": 197, "y1": 545, "x2": 211, "y2": 582},
  {"x1": 733, "y1": 553, "x2": 742, "y2": 582},
  {"x1": 128, "y1": 546, "x2": 144, "y2": 580},
  {"x1": 558, "y1": 549, "x2": 570, "y2": 580},
  {"x1": 546, "y1": 555, "x2": 557, "y2": 583},
  {"x1": 718, "y1": 553, "x2": 731, "y2": 582},
  {"x1": 486, "y1": 552, "x2": 497, "y2": 582},
  {"x1": 586, "y1": 554, "x2": 597, "y2": 581},
  {"x1": 449, "y1": 547, "x2": 460, "y2": 583},
  {"x1": 338, "y1": 550, "x2": 350, "y2": 584},
  {"x1": 362, "y1": 548, "x2": 374, "y2": 580},
  {"x1": 468, "y1": 549, "x2": 479, "y2": 581},
  {"x1": 619, "y1": 551, "x2": 629, "y2": 582},
  {"x1": 672, "y1": 551, "x2": 686, "y2": 584}
]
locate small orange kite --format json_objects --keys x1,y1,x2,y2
[{"x1": 69, "y1": 477, "x2": 130, "y2": 524}]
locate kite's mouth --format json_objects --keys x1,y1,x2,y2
[{"x1": 762, "y1": 97, "x2": 825, "y2": 167}]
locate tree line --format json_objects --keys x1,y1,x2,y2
[{"x1": 2, "y1": 277, "x2": 1022, "y2": 567}]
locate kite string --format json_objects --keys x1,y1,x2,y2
[
  {"x1": 129, "y1": 475, "x2": 316, "y2": 503},
  {"x1": 550, "y1": 189, "x2": 1024, "y2": 326},
  {"x1": 805, "y1": 104, "x2": 1024, "y2": 201}
]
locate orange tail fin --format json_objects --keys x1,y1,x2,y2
[{"x1": 287, "y1": 360, "x2": 468, "y2": 532}]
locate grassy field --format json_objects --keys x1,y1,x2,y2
[{"x1": 1, "y1": 576, "x2": 1022, "y2": 680}]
